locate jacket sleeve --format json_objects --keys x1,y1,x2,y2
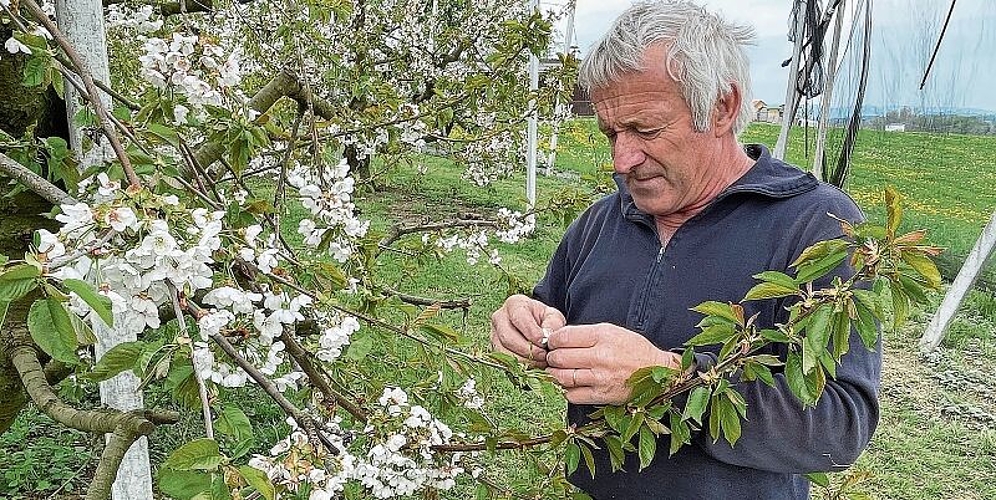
[{"x1": 692, "y1": 194, "x2": 881, "y2": 474}]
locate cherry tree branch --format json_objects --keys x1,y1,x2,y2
[{"x1": 0, "y1": 152, "x2": 77, "y2": 205}]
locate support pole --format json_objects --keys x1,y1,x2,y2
[
  {"x1": 545, "y1": 0, "x2": 575, "y2": 175},
  {"x1": 55, "y1": 1, "x2": 153, "y2": 498},
  {"x1": 775, "y1": 0, "x2": 808, "y2": 160},
  {"x1": 812, "y1": 0, "x2": 846, "y2": 180},
  {"x1": 526, "y1": 0, "x2": 539, "y2": 207},
  {"x1": 921, "y1": 208, "x2": 996, "y2": 353}
]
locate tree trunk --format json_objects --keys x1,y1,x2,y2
[{"x1": 0, "y1": 18, "x2": 64, "y2": 434}]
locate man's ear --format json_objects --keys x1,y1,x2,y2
[{"x1": 712, "y1": 82, "x2": 742, "y2": 137}]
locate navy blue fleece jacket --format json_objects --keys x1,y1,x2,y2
[{"x1": 533, "y1": 144, "x2": 881, "y2": 500}]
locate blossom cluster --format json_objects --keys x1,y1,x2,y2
[
  {"x1": 37, "y1": 175, "x2": 361, "y2": 393},
  {"x1": 250, "y1": 387, "x2": 465, "y2": 499},
  {"x1": 139, "y1": 33, "x2": 243, "y2": 113},
  {"x1": 495, "y1": 208, "x2": 536, "y2": 244},
  {"x1": 431, "y1": 230, "x2": 500, "y2": 266},
  {"x1": 291, "y1": 159, "x2": 370, "y2": 263},
  {"x1": 106, "y1": 4, "x2": 163, "y2": 33}
]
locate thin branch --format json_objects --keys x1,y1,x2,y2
[
  {"x1": 0, "y1": 152, "x2": 77, "y2": 205},
  {"x1": 21, "y1": 0, "x2": 140, "y2": 187},
  {"x1": 169, "y1": 282, "x2": 214, "y2": 439},
  {"x1": 379, "y1": 220, "x2": 499, "y2": 248},
  {"x1": 381, "y1": 285, "x2": 472, "y2": 309},
  {"x1": 274, "y1": 106, "x2": 306, "y2": 230},
  {"x1": 278, "y1": 329, "x2": 369, "y2": 422},
  {"x1": 262, "y1": 270, "x2": 508, "y2": 372}
]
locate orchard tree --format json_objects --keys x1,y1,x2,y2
[{"x1": 0, "y1": 1, "x2": 941, "y2": 500}]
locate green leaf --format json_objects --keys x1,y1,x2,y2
[
  {"x1": 86, "y1": 341, "x2": 145, "y2": 382},
  {"x1": 164, "y1": 438, "x2": 222, "y2": 471},
  {"x1": 796, "y1": 248, "x2": 848, "y2": 284},
  {"x1": 786, "y1": 351, "x2": 814, "y2": 407},
  {"x1": 753, "y1": 270, "x2": 798, "y2": 289},
  {"x1": 743, "y1": 282, "x2": 799, "y2": 301},
  {"x1": 759, "y1": 328, "x2": 792, "y2": 343},
  {"x1": 215, "y1": 405, "x2": 254, "y2": 458},
  {"x1": 603, "y1": 435, "x2": 626, "y2": 472},
  {"x1": 579, "y1": 441, "x2": 596, "y2": 479},
  {"x1": 0, "y1": 302, "x2": 7, "y2": 329},
  {"x1": 805, "y1": 305, "x2": 833, "y2": 350},
  {"x1": 237, "y1": 466, "x2": 274, "y2": 500},
  {"x1": 344, "y1": 330, "x2": 375, "y2": 360},
  {"x1": 621, "y1": 412, "x2": 644, "y2": 444},
  {"x1": 158, "y1": 469, "x2": 212, "y2": 500},
  {"x1": 685, "y1": 322, "x2": 736, "y2": 347},
  {"x1": 805, "y1": 472, "x2": 830, "y2": 488},
  {"x1": 0, "y1": 264, "x2": 41, "y2": 302},
  {"x1": 682, "y1": 386, "x2": 711, "y2": 425},
  {"x1": 718, "y1": 398, "x2": 742, "y2": 446},
  {"x1": 790, "y1": 239, "x2": 848, "y2": 269},
  {"x1": 62, "y1": 279, "x2": 113, "y2": 327},
  {"x1": 889, "y1": 281, "x2": 910, "y2": 329},
  {"x1": 830, "y1": 309, "x2": 852, "y2": 361},
  {"x1": 564, "y1": 441, "x2": 581, "y2": 475},
  {"x1": 901, "y1": 252, "x2": 941, "y2": 289},
  {"x1": 852, "y1": 299, "x2": 879, "y2": 351},
  {"x1": 690, "y1": 301, "x2": 740, "y2": 324},
  {"x1": 668, "y1": 412, "x2": 691, "y2": 456},
  {"x1": 638, "y1": 425, "x2": 657, "y2": 471},
  {"x1": 885, "y1": 186, "x2": 903, "y2": 236},
  {"x1": 28, "y1": 298, "x2": 79, "y2": 364},
  {"x1": 419, "y1": 323, "x2": 462, "y2": 343},
  {"x1": 22, "y1": 55, "x2": 48, "y2": 87}
]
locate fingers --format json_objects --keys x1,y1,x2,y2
[
  {"x1": 546, "y1": 367, "x2": 595, "y2": 388},
  {"x1": 490, "y1": 295, "x2": 555, "y2": 368},
  {"x1": 490, "y1": 313, "x2": 548, "y2": 368},
  {"x1": 540, "y1": 306, "x2": 566, "y2": 331},
  {"x1": 545, "y1": 347, "x2": 593, "y2": 370},
  {"x1": 546, "y1": 324, "x2": 599, "y2": 350}
]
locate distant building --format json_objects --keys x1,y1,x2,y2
[
  {"x1": 752, "y1": 99, "x2": 783, "y2": 123},
  {"x1": 571, "y1": 85, "x2": 594, "y2": 116},
  {"x1": 885, "y1": 123, "x2": 907, "y2": 132}
]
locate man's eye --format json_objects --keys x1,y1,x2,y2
[{"x1": 637, "y1": 128, "x2": 662, "y2": 137}]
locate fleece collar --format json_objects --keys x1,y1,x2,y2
[{"x1": 615, "y1": 143, "x2": 821, "y2": 220}]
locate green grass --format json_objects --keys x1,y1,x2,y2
[{"x1": 2, "y1": 120, "x2": 996, "y2": 499}]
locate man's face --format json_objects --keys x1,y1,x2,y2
[{"x1": 590, "y1": 48, "x2": 722, "y2": 218}]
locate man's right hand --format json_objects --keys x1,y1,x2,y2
[{"x1": 490, "y1": 294, "x2": 566, "y2": 368}]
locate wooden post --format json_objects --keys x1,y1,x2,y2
[
  {"x1": 774, "y1": 0, "x2": 808, "y2": 160},
  {"x1": 54, "y1": 1, "x2": 154, "y2": 498},
  {"x1": 526, "y1": 0, "x2": 539, "y2": 207},
  {"x1": 921, "y1": 208, "x2": 996, "y2": 353},
  {"x1": 812, "y1": 0, "x2": 845, "y2": 180},
  {"x1": 545, "y1": 0, "x2": 575, "y2": 175}
]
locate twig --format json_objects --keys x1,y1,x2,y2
[
  {"x1": 168, "y1": 282, "x2": 214, "y2": 439},
  {"x1": 278, "y1": 329, "x2": 368, "y2": 422},
  {"x1": 0, "y1": 152, "x2": 77, "y2": 205},
  {"x1": 262, "y1": 270, "x2": 508, "y2": 372},
  {"x1": 381, "y1": 285, "x2": 472, "y2": 309},
  {"x1": 379, "y1": 220, "x2": 498, "y2": 248},
  {"x1": 274, "y1": 106, "x2": 306, "y2": 230},
  {"x1": 22, "y1": 0, "x2": 141, "y2": 187}
]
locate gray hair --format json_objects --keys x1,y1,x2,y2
[{"x1": 579, "y1": 0, "x2": 756, "y2": 135}]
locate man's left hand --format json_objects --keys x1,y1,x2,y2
[{"x1": 545, "y1": 323, "x2": 681, "y2": 405}]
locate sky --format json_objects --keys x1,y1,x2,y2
[{"x1": 555, "y1": 0, "x2": 996, "y2": 112}]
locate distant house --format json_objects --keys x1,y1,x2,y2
[
  {"x1": 885, "y1": 123, "x2": 907, "y2": 132},
  {"x1": 752, "y1": 99, "x2": 783, "y2": 123},
  {"x1": 571, "y1": 85, "x2": 594, "y2": 116}
]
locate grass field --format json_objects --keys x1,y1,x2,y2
[{"x1": 2, "y1": 121, "x2": 995, "y2": 499}]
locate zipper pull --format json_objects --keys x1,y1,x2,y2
[{"x1": 657, "y1": 246, "x2": 665, "y2": 262}]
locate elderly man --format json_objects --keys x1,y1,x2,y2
[{"x1": 490, "y1": 1, "x2": 880, "y2": 499}]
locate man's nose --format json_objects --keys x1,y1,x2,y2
[{"x1": 612, "y1": 133, "x2": 646, "y2": 174}]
